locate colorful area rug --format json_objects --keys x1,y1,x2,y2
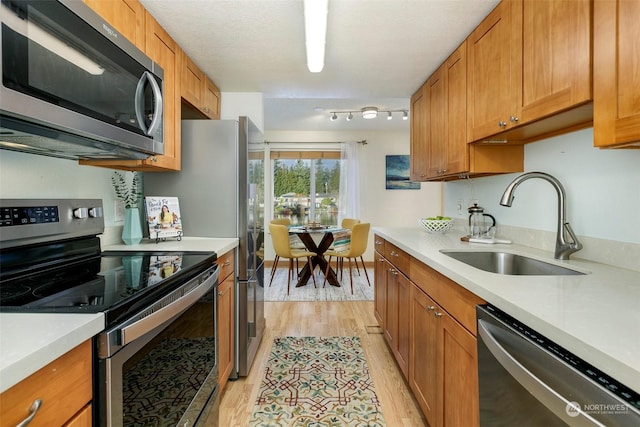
[{"x1": 250, "y1": 336, "x2": 386, "y2": 426}]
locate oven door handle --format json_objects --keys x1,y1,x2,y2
[
  {"x1": 477, "y1": 319, "x2": 606, "y2": 427},
  {"x1": 119, "y1": 274, "x2": 215, "y2": 346}
]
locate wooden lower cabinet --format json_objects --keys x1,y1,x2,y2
[
  {"x1": 410, "y1": 283, "x2": 480, "y2": 427},
  {"x1": 0, "y1": 340, "x2": 92, "y2": 427},
  {"x1": 374, "y1": 235, "x2": 484, "y2": 426},
  {"x1": 216, "y1": 250, "x2": 235, "y2": 391}
]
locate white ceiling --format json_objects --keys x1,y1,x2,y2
[{"x1": 138, "y1": 0, "x2": 500, "y2": 132}]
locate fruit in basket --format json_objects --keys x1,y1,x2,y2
[{"x1": 425, "y1": 216, "x2": 451, "y2": 221}]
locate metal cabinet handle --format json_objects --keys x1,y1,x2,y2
[
  {"x1": 375, "y1": 240, "x2": 383, "y2": 245},
  {"x1": 222, "y1": 260, "x2": 231, "y2": 267},
  {"x1": 378, "y1": 258, "x2": 385, "y2": 263},
  {"x1": 390, "y1": 251, "x2": 399, "y2": 257},
  {"x1": 16, "y1": 399, "x2": 42, "y2": 427},
  {"x1": 426, "y1": 305, "x2": 435, "y2": 311},
  {"x1": 389, "y1": 269, "x2": 398, "y2": 275},
  {"x1": 434, "y1": 312, "x2": 443, "y2": 318},
  {"x1": 510, "y1": 115, "x2": 519, "y2": 123},
  {"x1": 498, "y1": 120, "x2": 507, "y2": 127}
]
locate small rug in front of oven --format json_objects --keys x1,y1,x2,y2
[{"x1": 249, "y1": 336, "x2": 386, "y2": 426}]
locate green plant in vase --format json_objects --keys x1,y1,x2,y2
[{"x1": 112, "y1": 171, "x2": 143, "y2": 245}]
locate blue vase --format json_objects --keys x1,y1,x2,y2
[{"x1": 122, "y1": 207, "x2": 143, "y2": 245}]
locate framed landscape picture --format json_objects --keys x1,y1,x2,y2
[
  {"x1": 144, "y1": 196, "x2": 183, "y2": 240},
  {"x1": 385, "y1": 155, "x2": 420, "y2": 190}
]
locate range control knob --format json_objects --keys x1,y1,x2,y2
[
  {"x1": 73, "y1": 207, "x2": 88, "y2": 219},
  {"x1": 89, "y1": 207, "x2": 104, "y2": 218}
]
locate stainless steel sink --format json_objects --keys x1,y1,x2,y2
[{"x1": 440, "y1": 251, "x2": 585, "y2": 276}]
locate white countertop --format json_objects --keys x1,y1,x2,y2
[
  {"x1": 0, "y1": 313, "x2": 104, "y2": 393},
  {"x1": 373, "y1": 226, "x2": 640, "y2": 392},
  {"x1": 103, "y1": 236, "x2": 238, "y2": 256},
  {"x1": 0, "y1": 237, "x2": 238, "y2": 394}
]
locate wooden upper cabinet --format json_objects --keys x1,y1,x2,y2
[
  {"x1": 468, "y1": 0, "x2": 592, "y2": 143},
  {"x1": 203, "y1": 78, "x2": 221, "y2": 120},
  {"x1": 143, "y1": 12, "x2": 181, "y2": 171},
  {"x1": 594, "y1": 0, "x2": 640, "y2": 148},
  {"x1": 181, "y1": 52, "x2": 221, "y2": 120},
  {"x1": 467, "y1": 0, "x2": 513, "y2": 142},
  {"x1": 410, "y1": 84, "x2": 429, "y2": 181},
  {"x1": 443, "y1": 42, "x2": 468, "y2": 176},
  {"x1": 83, "y1": 0, "x2": 145, "y2": 49},
  {"x1": 427, "y1": 67, "x2": 447, "y2": 178},
  {"x1": 515, "y1": 0, "x2": 592, "y2": 124},
  {"x1": 181, "y1": 53, "x2": 206, "y2": 113}
]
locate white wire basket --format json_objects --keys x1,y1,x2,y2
[{"x1": 418, "y1": 218, "x2": 454, "y2": 234}]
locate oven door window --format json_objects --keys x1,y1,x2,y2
[{"x1": 101, "y1": 287, "x2": 217, "y2": 426}]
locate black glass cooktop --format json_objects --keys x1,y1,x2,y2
[{"x1": 0, "y1": 238, "x2": 217, "y2": 327}]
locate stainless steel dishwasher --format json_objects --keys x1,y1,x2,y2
[{"x1": 477, "y1": 305, "x2": 640, "y2": 426}]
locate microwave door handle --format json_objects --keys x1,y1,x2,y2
[
  {"x1": 477, "y1": 320, "x2": 605, "y2": 427},
  {"x1": 134, "y1": 71, "x2": 163, "y2": 136}
]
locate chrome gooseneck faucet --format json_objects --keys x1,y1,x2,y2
[{"x1": 499, "y1": 172, "x2": 582, "y2": 260}]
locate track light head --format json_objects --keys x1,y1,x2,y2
[
  {"x1": 346, "y1": 112, "x2": 353, "y2": 121},
  {"x1": 387, "y1": 111, "x2": 393, "y2": 120},
  {"x1": 330, "y1": 113, "x2": 338, "y2": 121},
  {"x1": 402, "y1": 111, "x2": 408, "y2": 120}
]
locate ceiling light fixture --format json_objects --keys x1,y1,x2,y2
[
  {"x1": 304, "y1": 0, "x2": 328, "y2": 73},
  {"x1": 361, "y1": 107, "x2": 378, "y2": 119},
  {"x1": 327, "y1": 108, "x2": 409, "y2": 122}
]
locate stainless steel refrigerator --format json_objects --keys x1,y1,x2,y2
[{"x1": 144, "y1": 116, "x2": 265, "y2": 378}]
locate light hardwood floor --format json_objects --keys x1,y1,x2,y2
[{"x1": 217, "y1": 301, "x2": 427, "y2": 426}]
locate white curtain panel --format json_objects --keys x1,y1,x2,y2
[{"x1": 338, "y1": 141, "x2": 360, "y2": 224}]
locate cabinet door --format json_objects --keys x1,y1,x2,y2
[
  {"x1": 83, "y1": 0, "x2": 145, "y2": 49},
  {"x1": 594, "y1": 0, "x2": 640, "y2": 148},
  {"x1": 427, "y1": 67, "x2": 447, "y2": 178},
  {"x1": 373, "y1": 251, "x2": 386, "y2": 327},
  {"x1": 444, "y1": 42, "x2": 468, "y2": 175},
  {"x1": 410, "y1": 85, "x2": 429, "y2": 181},
  {"x1": 384, "y1": 264, "x2": 398, "y2": 350},
  {"x1": 467, "y1": 0, "x2": 513, "y2": 142},
  {"x1": 143, "y1": 13, "x2": 181, "y2": 171},
  {"x1": 438, "y1": 311, "x2": 480, "y2": 427},
  {"x1": 516, "y1": 0, "x2": 591, "y2": 125},
  {"x1": 409, "y1": 284, "x2": 438, "y2": 427},
  {"x1": 217, "y1": 274, "x2": 235, "y2": 391},
  {"x1": 396, "y1": 272, "x2": 410, "y2": 378},
  {"x1": 181, "y1": 53, "x2": 205, "y2": 112},
  {"x1": 203, "y1": 78, "x2": 221, "y2": 119}
]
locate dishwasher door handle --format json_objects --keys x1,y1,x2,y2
[{"x1": 478, "y1": 319, "x2": 606, "y2": 427}]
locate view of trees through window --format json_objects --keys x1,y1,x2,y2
[{"x1": 273, "y1": 157, "x2": 341, "y2": 226}]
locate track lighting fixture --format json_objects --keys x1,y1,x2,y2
[{"x1": 328, "y1": 107, "x2": 409, "y2": 122}]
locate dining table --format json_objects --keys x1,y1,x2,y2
[{"x1": 288, "y1": 225, "x2": 348, "y2": 287}]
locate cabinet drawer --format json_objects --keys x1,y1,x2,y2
[
  {"x1": 410, "y1": 258, "x2": 485, "y2": 335},
  {"x1": 373, "y1": 234, "x2": 386, "y2": 254},
  {"x1": 217, "y1": 250, "x2": 235, "y2": 282},
  {"x1": 384, "y1": 242, "x2": 410, "y2": 275},
  {"x1": 0, "y1": 340, "x2": 92, "y2": 427}
]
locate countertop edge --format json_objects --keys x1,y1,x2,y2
[
  {"x1": 0, "y1": 313, "x2": 105, "y2": 393},
  {"x1": 372, "y1": 226, "x2": 640, "y2": 392}
]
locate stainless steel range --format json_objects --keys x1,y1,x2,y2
[{"x1": 0, "y1": 199, "x2": 220, "y2": 426}]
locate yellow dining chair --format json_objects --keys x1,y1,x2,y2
[
  {"x1": 269, "y1": 223, "x2": 317, "y2": 294},
  {"x1": 341, "y1": 218, "x2": 360, "y2": 230},
  {"x1": 323, "y1": 222, "x2": 371, "y2": 294}
]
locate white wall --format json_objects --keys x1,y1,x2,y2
[
  {"x1": 220, "y1": 92, "x2": 264, "y2": 132},
  {"x1": 445, "y1": 128, "x2": 640, "y2": 244},
  {"x1": 263, "y1": 129, "x2": 443, "y2": 261}
]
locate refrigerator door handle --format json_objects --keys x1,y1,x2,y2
[{"x1": 247, "y1": 278, "x2": 257, "y2": 338}]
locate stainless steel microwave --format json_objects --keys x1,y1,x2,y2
[{"x1": 0, "y1": 0, "x2": 164, "y2": 160}]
